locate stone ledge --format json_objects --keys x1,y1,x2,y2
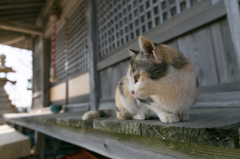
[{"x1": 0, "y1": 125, "x2": 31, "y2": 159}]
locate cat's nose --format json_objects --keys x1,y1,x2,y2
[{"x1": 131, "y1": 91, "x2": 135, "y2": 95}]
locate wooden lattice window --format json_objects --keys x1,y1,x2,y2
[
  {"x1": 55, "y1": 24, "x2": 67, "y2": 83},
  {"x1": 54, "y1": 0, "x2": 88, "y2": 84},
  {"x1": 67, "y1": 0, "x2": 88, "y2": 77},
  {"x1": 97, "y1": 0, "x2": 202, "y2": 58}
]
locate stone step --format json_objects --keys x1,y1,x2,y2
[{"x1": 0, "y1": 125, "x2": 31, "y2": 159}]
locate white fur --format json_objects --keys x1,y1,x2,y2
[{"x1": 129, "y1": 65, "x2": 197, "y2": 123}]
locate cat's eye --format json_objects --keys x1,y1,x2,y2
[{"x1": 134, "y1": 75, "x2": 140, "y2": 83}]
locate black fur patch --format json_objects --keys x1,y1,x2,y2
[
  {"x1": 196, "y1": 78, "x2": 199, "y2": 87},
  {"x1": 137, "y1": 97, "x2": 154, "y2": 105},
  {"x1": 99, "y1": 110, "x2": 116, "y2": 117},
  {"x1": 116, "y1": 107, "x2": 121, "y2": 112},
  {"x1": 118, "y1": 77, "x2": 125, "y2": 96},
  {"x1": 172, "y1": 54, "x2": 189, "y2": 69},
  {"x1": 131, "y1": 58, "x2": 168, "y2": 80}
]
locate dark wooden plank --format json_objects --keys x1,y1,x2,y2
[{"x1": 87, "y1": 0, "x2": 100, "y2": 111}]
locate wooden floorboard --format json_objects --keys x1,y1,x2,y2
[{"x1": 4, "y1": 107, "x2": 240, "y2": 150}]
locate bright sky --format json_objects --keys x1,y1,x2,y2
[{"x1": 0, "y1": 44, "x2": 32, "y2": 108}]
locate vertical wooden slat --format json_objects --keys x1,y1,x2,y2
[
  {"x1": 87, "y1": 0, "x2": 99, "y2": 111},
  {"x1": 137, "y1": 1, "x2": 143, "y2": 34},
  {"x1": 150, "y1": 0, "x2": 156, "y2": 28},
  {"x1": 185, "y1": 0, "x2": 191, "y2": 8},
  {"x1": 166, "y1": 0, "x2": 172, "y2": 19},
  {"x1": 224, "y1": 0, "x2": 240, "y2": 68},
  {"x1": 157, "y1": 0, "x2": 164, "y2": 23},
  {"x1": 175, "y1": 0, "x2": 181, "y2": 14},
  {"x1": 143, "y1": 0, "x2": 149, "y2": 31}
]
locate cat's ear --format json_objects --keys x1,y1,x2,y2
[
  {"x1": 128, "y1": 48, "x2": 139, "y2": 57},
  {"x1": 139, "y1": 35, "x2": 160, "y2": 60},
  {"x1": 138, "y1": 35, "x2": 156, "y2": 53}
]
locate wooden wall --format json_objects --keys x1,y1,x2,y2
[{"x1": 99, "y1": 18, "x2": 240, "y2": 100}]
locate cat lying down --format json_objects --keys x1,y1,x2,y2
[{"x1": 83, "y1": 35, "x2": 199, "y2": 123}]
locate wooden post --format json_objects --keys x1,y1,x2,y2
[
  {"x1": 42, "y1": 37, "x2": 51, "y2": 107},
  {"x1": 34, "y1": 131, "x2": 45, "y2": 159},
  {"x1": 87, "y1": 0, "x2": 99, "y2": 111},
  {"x1": 224, "y1": 0, "x2": 240, "y2": 68}
]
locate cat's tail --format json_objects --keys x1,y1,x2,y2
[{"x1": 82, "y1": 109, "x2": 116, "y2": 120}]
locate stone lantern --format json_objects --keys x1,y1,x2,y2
[{"x1": 0, "y1": 54, "x2": 18, "y2": 125}]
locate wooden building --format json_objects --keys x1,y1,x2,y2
[{"x1": 2, "y1": 0, "x2": 240, "y2": 158}]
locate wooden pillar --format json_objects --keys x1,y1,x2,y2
[
  {"x1": 87, "y1": 0, "x2": 99, "y2": 111},
  {"x1": 42, "y1": 37, "x2": 51, "y2": 107},
  {"x1": 34, "y1": 131, "x2": 45, "y2": 159},
  {"x1": 224, "y1": 0, "x2": 240, "y2": 68}
]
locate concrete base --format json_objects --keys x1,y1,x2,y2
[{"x1": 0, "y1": 125, "x2": 31, "y2": 159}]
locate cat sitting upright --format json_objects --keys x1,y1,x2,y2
[{"x1": 82, "y1": 35, "x2": 199, "y2": 123}]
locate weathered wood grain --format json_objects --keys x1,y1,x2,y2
[
  {"x1": 5, "y1": 117, "x2": 240, "y2": 159},
  {"x1": 165, "y1": 39, "x2": 179, "y2": 51},
  {"x1": 220, "y1": 18, "x2": 240, "y2": 82},
  {"x1": 93, "y1": 118, "x2": 143, "y2": 136},
  {"x1": 224, "y1": 0, "x2": 240, "y2": 69},
  {"x1": 6, "y1": 107, "x2": 240, "y2": 149},
  {"x1": 56, "y1": 115, "x2": 92, "y2": 128},
  {"x1": 99, "y1": 59, "x2": 129, "y2": 99},
  {"x1": 177, "y1": 27, "x2": 219, "y2": 86},
  {"x1": 141, "y1": 109, "x2": 240, "y2": 148}
]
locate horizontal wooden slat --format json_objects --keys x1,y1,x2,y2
[{"x1": 0, "y1": 20, "x2": 43, "y2": 35}]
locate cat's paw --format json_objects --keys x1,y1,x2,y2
[
  {"x1": 160, "y1": 114, "x2": 180, "y2": 123},
  {"x1": 133, "y1": 114, "x2": 147, "y2": 120},
  {"x1": 179, "y1": 114, "x2": 189, "y2": 121}
]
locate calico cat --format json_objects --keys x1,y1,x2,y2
[{"x1": 82, "y1": 35, "x2": 199, "y2": 123}]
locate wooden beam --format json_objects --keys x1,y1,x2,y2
[
  {"x1": 87, "y1": 0, "x2": 99, "y2": 111},
  {"x1": 224, "y1": 0, "x2": 240, "y2": 68},
  {"x1": 35, "y1": 0, "x2": 55, "y2": 27},
  {"x1": 0, "y1": 3, "x2": 44, "y2": 10},
  {"x1": 1, "y1": 35, "x2": 25, "y2": 45},
  {"x1": 0, "y1": 20, "x2": 43, "y2": 35}
]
